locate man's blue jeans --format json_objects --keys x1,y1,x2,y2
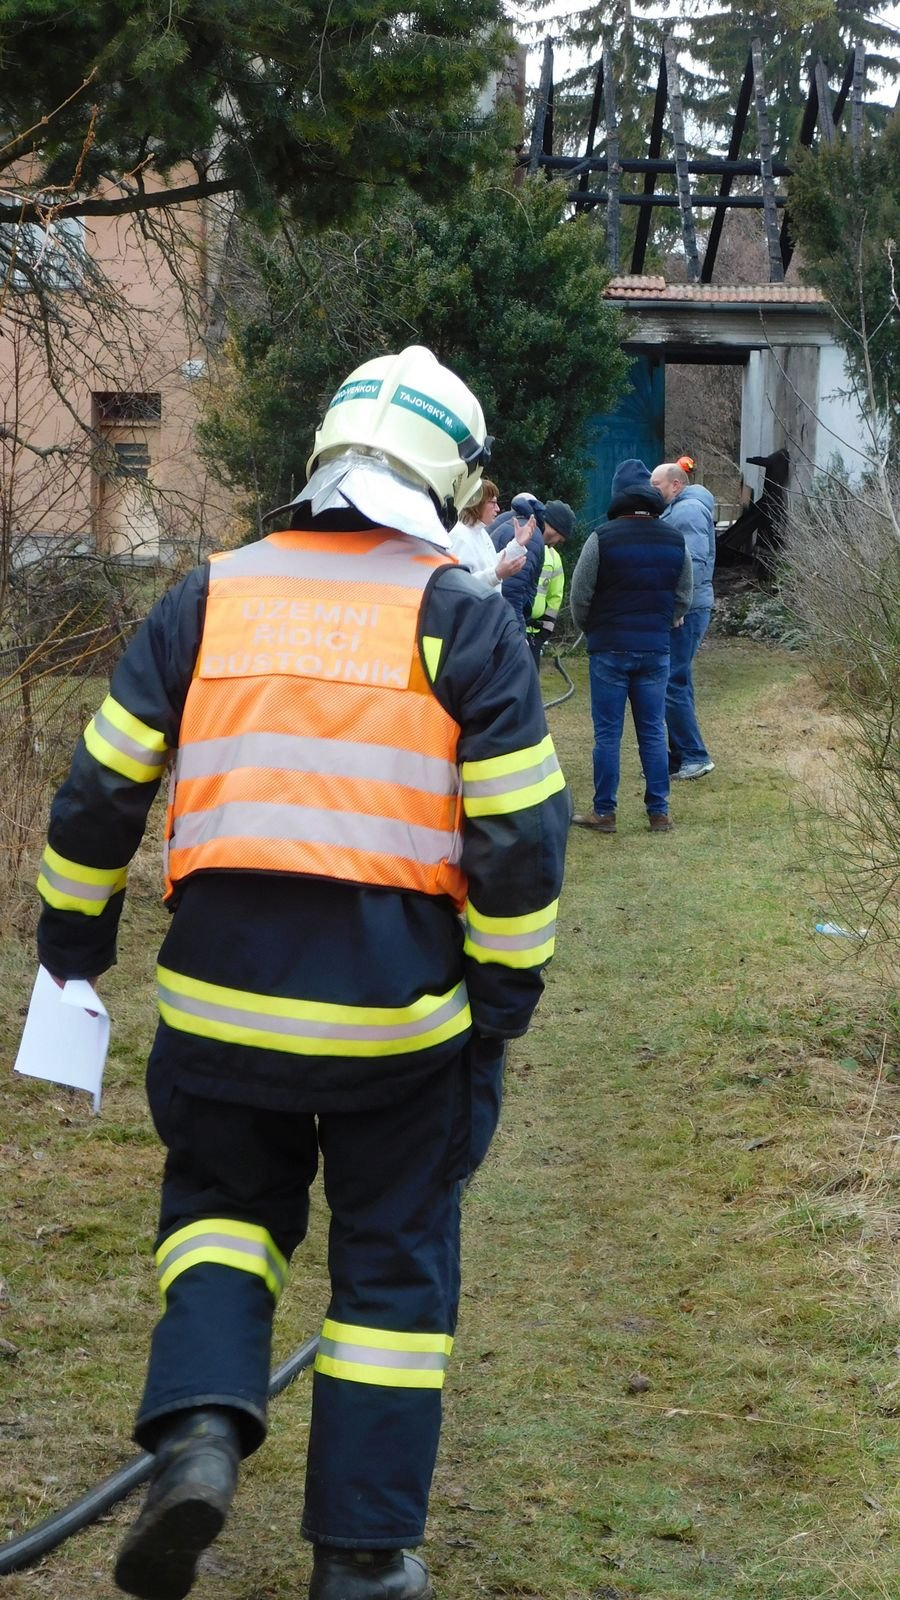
[
  {"x1": 665, "y1": 607, "x2": 712, "y2": 771},
  {"x1": 588, "y1": 649, "x2": 671, "y2": 816}
]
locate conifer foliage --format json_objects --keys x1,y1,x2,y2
[
  {"x1": 199, "y1": 177, "x2": 631, "y2": 516},
  {"x1": 0, "y1": 0, "x2": 510, "y2": 227},
  {"x1": 538, "y1": 0, "x2": 672, "y2": 156},
  {"x1": 683, "y1": 0, "x2": 900, "y2": 154}
]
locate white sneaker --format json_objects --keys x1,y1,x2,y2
[{"x1": 673, "y1": 760, "x2": 715, "y2": 780}]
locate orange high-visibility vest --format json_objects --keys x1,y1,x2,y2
[{"x1": 164, "y1": 529, "x2": 467, "y2": 908}]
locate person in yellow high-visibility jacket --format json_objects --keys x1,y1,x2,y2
[{"x1": 526, "y1": 500, "x2": 575, "y2": 665}]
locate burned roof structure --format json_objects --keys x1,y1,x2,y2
[{"x1": 527, "y1": 35, "x2": 869, "y2": 283}]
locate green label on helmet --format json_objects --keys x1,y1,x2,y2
[
  {"x1": 390, "y1": 386, "x2": 470, "y2": 444},
  {"x1": 328, "y1": 378, "x2": 383, "y2": 409}
]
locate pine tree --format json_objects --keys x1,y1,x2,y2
[
  {"x1": 684, "y1": 0, "x2": 900, "y2": 156},
  {"x1": 524, "y1": 0, "x2": 675, "y2": 158},
  {"x1": 0, "y1": 0, "x2": 511, "y2": 229}
]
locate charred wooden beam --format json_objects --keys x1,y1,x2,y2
[
  {"x1": 778, "y1": 49, "x2": 859, "y2": 270},
  {"x1": 576, "y1": 56, "x2": 605, "y2": 201},
  {"x1": 630, "y1": 51, "x2": 668, "y2": 273},
  {"x1": 543, "y1": 154, "x2": 792, "y2": 177},
  {"x1": 528, "y1": 38, "x2": 554, "y2": 174},
  {"x1": 851, "y1": 43, "x2": 865, "y2": 176},
  {"x1": 701, "y1": 49, "x2": 754, "y2": 283},
  {"x1": 570, "y1": 191, "x2": 787, "y2": 209},
  {"x1": 603, "y1": 44, "x2": 621, "y2": 269},
  {"x1": 664, "y1": 37, "x2": 700, "y2": 282},
  {"x1": 832, "y1": 44, "x2": 857, "y2": 123},
  {"x1": 814, "y1": 56, "x2": 836, "y2": 145},
  {"x1": 780, "y1": 62, "x2": 820, "y2": 271},
  {"x1": 752, "y1": 38, "x2": 785, "y2": 282}
]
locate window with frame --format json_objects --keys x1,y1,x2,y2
[
  {"x1": 94, "y1": 393, "x2": 163, "y2": 425},
  {"x1": 4, "y1": 215, "x2": 86, "y2": 292}
]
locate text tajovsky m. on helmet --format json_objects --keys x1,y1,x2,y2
[{"x1": 308, "y1": 346, "x2": 493, "y2": 528}]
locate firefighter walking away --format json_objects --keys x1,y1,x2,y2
[{"x1": 36, "y1": 346, "x2": 569, "y2": 1600}]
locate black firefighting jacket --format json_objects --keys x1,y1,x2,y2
[{"x1": 37, "y1": 518, "x2": 569, "y2": 1113}]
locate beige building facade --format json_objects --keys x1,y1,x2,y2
[{"x1": 0, "y1": 176, "x2": 236, "y2": 566}]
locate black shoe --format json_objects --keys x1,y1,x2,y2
[
  {"x1": 114, "y1": 1408, "x2": 241, "y2": 1600},
  {"x1": 309, "y1": 1547, "x2": 433, "y2": 1600}
]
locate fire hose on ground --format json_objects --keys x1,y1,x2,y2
[
  {"x1": 0, "y1": 1335, "x2": 320, "y2": 1576},
  {"x1": 542, "y1": 649, "x2": 577, "y2": 711}
]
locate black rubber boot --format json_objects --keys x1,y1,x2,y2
[
  {"x1": 114, "y1": 1408, "x2": 241, "y2": 1600},
  {"x1": 308, "y1": 1547, "x2": 433, "y2": 1600}
]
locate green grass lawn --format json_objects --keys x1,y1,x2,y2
[{"x1": 1, "y1": 640, "x2": 899, "y2": 1598}]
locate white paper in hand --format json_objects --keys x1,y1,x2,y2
[{"x1": 14, "y1": 965, "x2": 110, "y2": 1112}]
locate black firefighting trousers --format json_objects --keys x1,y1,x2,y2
[{"x1": 133, "y1": 1035, "x2": 504, "y2": 1548}]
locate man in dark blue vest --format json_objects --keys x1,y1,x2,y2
[{"x1": 569, "y1": 459, "x2": 693, "y2": 834}]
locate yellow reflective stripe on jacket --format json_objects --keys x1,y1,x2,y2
[
  {"x1": 544, "y1": 553, "x2": 565, "y2": 620},
  {"x1": 83, "y1": 694, "x2": 169, "y2": 783},
  {"x1": 461, "y1": 734, "x2": 565, "y2": 817},
  {"x1": 314, "y1": 1318, "x2": 453, "y2": 1389},
  {"x1": 421, "y1": 635, "x2": 443, "y2": 682},
  {"x1": 156, "y1": 1218, "x2": 288, "y2": 1302},
  {"x1": 530, "y1": 547, "x2": 563, "y2": 622},
  {"x1": 36, "y1": 843, "x2": 128, "y2": 916},
  {"x1": 463, "y1": 897, "x2": 559, "y2": 968},
  {"x1": 157, "y1": 965, "x2": 472, "y2": 1058}
]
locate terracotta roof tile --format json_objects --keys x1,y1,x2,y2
[
  {"x1": 604, "y1": 275, "x2": 827, "y2": 305},
  {"x1": 606, "y1": 274, "x2": 667, "y2": 291}
]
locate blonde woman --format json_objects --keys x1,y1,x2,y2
[{"x1": 450, "y1": 479, "x2": 527, "y2": 589}]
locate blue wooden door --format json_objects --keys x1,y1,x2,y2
[{"x1": 581, "y1": 355, "x2": 665, "y2": 528}]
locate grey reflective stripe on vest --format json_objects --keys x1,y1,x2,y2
[
  {"x1": 175, "y1": 731, "x2": 458, "y2": 797},
  {"x1": 37, "y1": 865, "x2": 117, "y2": 904},
  {"x1": 213, "y1": 535, "x2": 441, "y2": 589},
  {"x1": 91, "y1": 708, "x2": 167, "y2": 771},
  {"x1": 170, "y1": 800, "x2": 460, "y2": 866},
  {"x1": 157, "y1": 1229, "x2": 288, "y2": 1293},
  {"x1": 465, "y1": 920, "x2": 557, "y2": 955},
  {"x1": 157, "y1": 980, "x2": 469, "y2": 1045},
  {"x1": 317, "y1": 1335, "x2": 449, "y2": 1373},
  {"x1": 463, "y1": 749, "x2": 561, "y2": 801}
]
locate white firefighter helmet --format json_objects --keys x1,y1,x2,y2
[{"x1": 307, "y1": 346, "x2": 493, "y2": 526}]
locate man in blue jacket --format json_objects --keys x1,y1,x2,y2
[
  {"x1": 651, "y1": 462, "x2": 716, "y2": 780},
  {"x1": 569, "y1": 460, "x2": 693, "y2": 834},
  {"x1": 489, "y1": 492, "x2": 546, "y2": 635}
]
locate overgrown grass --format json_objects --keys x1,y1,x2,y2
[{"x1": 2, "y1": 640, "x2": 899, "y2": 1598}]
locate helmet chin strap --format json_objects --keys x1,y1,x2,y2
[{"x1": 439, "y1": 493, "x2": 458, "y2": 531}]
